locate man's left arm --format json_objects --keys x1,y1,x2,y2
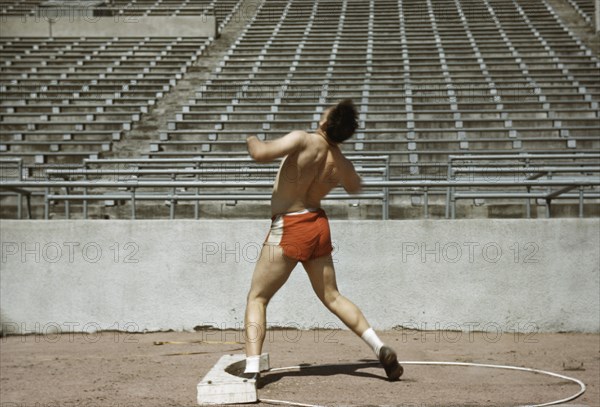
[{"x1": 246, "y1": 131, "x2": 305, "y2": 162}]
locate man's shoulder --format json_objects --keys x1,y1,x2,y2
[{"x1": 285, "y1": 130, "x2": 311, "y2": 145}]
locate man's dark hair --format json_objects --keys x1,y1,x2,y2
[{"x1": 323, "y1": 99, "x2": 358, "y2": 143}]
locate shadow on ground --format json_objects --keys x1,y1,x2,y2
[{"x1": 259, "y1": 359, "x2": 414, "y2": 388}]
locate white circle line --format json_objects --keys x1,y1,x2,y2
[{"x1": 260, "y1": 360, "x2": 586, "y2": 407}]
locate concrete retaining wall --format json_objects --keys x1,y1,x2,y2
[
  {"x1": 0, "y1": 15, "x2": 217, "y2": 37},
  {"x1": 1, "y1": 219, "x2": 598, "y2": 334}
]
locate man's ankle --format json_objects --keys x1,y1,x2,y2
[
  {"x1": 244, "y1": 355, "x2": 261, "y2": 373},
  {"x1": 361, "y1": 327, "x2": 384, "y2": 358}
]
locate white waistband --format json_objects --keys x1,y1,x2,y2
[{"x1": 281, "y1": 208, "x2": 320, "y2": 216}]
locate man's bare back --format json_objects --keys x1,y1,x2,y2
[{"x1": 247, "y1": 130, "x2": 362, "y2": 216}]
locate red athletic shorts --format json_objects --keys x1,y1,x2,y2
[{"x1": 264, "y1": 208, "x2": 333, "y2": 262}]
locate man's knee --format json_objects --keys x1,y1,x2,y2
[
  {"x1": 247, "y1": 291, "x2": 270, "y2": 305},
  {"x1": 322, "y1": 290, "x2": 341, "y2": 308}
]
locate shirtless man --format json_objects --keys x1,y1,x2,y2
[{"x1": 243, "y1": 99, "x2": 403, "y2": 381}]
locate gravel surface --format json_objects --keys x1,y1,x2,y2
[{"x1": 1, "y1": 329, "x2": 598, "y2": 406}]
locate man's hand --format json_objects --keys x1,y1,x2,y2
[
  {"x1": 246, "y1": 135, "x2": 260, "y2": 159},
  {"x1": 341, "y1": 163, "x2": 362, "y2": 194}
]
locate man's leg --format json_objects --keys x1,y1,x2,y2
[
  {"x1": 302, "y1": 254, "x2": 403, "y2": 380},
  {"x1": 244, "y1": 244, "x2": 297, "y2": 366},
  {"x1": 302, "y1": 254, "x2": 370, "y2": 335}
]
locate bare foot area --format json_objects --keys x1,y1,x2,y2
[{"x1": 1, "y1": 329, "x2": 598, "y2": 406}]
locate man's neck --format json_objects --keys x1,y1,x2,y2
[{"x1": 316, "y1": 129, "x2": 335, "y2": 146}]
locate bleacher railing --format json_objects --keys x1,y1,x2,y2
[{"x1": 2, "y1": 153, "x2": 599, "y2": 220}]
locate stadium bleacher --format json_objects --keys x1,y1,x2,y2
[
  {"x1": 1, "y1": 0, "x2": 598, "y2": 219},
  {"x1": 0, "y1": 36, "x2": 212, "y2": 164},
  {"x1": 158, "y1": 0, "x2": 599, "y2": 166}
]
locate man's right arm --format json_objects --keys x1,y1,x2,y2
[{"x1": 246, "y1": 131, "x2": 305, "y2": 162}]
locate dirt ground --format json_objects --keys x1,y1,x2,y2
[{"x1": 1, "y1": 329, "x2": 598, "y2": 407}]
